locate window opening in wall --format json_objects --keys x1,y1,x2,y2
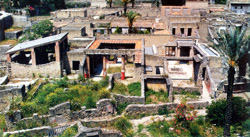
[
  {"x1": 180, "y1": 28, "x2": 184, "y2": 34},
  {"x1": 172, "y1": 28, "x2": 176, "y2": 35},
  {"x1": 73, "y1": 61, "x2": 80, "y2": 70},
  {"x1": 188, "y1": 28, "x2": 192, "y2": 36},
  {"x1": 155, "y1": 66, "x2": 163, "y2": 74},
  {"x1": 145, "y1": 66, "x2": 153, "y2": 72}
]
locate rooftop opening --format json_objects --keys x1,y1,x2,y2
[
  {"x1": 161, "y1": 0, "x2": 186, "y2": 6},
  {"x1": 98, "y1": 43, "x2": 136, "y2": 49}
]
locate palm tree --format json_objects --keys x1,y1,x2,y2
[
  {"x1": 211, "y1": 27, "x2": 250, "y2": 136},
  {"x1": 121, "y1": 0, "x2": 130, "y2": 15},
  {"x1": 107, "y1": 0, "x2": 112, "y2": 8},
  {"x1": 126, "y1": 11, "x2": 141, "y2": 33},
  {"x1": 131, "y1": 0, "x2": 135, "y2": 8}
]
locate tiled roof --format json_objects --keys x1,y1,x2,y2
[
  {"x1": 88, "y1": 40, "x2": 142, "y2": 50},
  {"x1": 88, "y1": 39, "x2": 142, "y2": 63}
]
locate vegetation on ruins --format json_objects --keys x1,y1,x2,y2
[
  {"x1": 107, "y1": 66, "x2": 121, "y2": 74},
  {"x1": 19, "y1": 20, "x2": 53, "y2": 43},
  {"x1": 115, "y1": 116, "x2": 134, "y2": 136},
  {"x1": 126, "y1": 11, "x2": 141, "y2": 33},
  {"x1": 127, "y1": 82, "x2": 141, "y2": 96},
  {"x1": 206, "y1": 97, "x2": 249, "y2": 127},
  {"x1": 121, "y1": 0, "x2": 130, "y2": 15},
  {"x1": 8, "y1": 77, "x2": 109, "y2": 118},
  {"x1": 146, "y1": 89, "x2": 169, "y2": 104},
  {"x1": 211, "y1": 27, "x2": 250, "y2": 136},
  {"x1": 215, "y1": 0, "x2": 227, "y2": 4},
  {"x1": 59, "y1": 124, "x2": 78, "y2": 137}
]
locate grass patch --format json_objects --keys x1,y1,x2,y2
[
  {"x1": 116, "y1": 103, "x2": 129, "y2": 115},
  {"x1": 107, "y1": 67, "x2": 121, "y2": 74},
  {"x1": 0, "y1": 39, "x2": 18, "y2": 46},
  {"x1": 127, "y1": 82, "x2": 141, "y2": 96},
  {"x1": 146, "y1": 89, "x2": 169, "y2": 104},
  {"x1": 115, "y1": 116, "x2": 134, "y2": 136},
  {"x1": 5, "y1": 26, "x2": 22, "y2": 32},
  {"x1": 173, "y1": 90, "x2": 200, "y2": 99},
  {"x1": 111, "y1": 82, "x2": 128, "y2": 95}
]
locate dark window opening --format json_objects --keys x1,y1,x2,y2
[
  {"x1": 73, "y1": 61, "x2": 80, "y2": 70},
  {"x1": 172, "y1": 28, "x2": 176, "y2": 35},
  {"x1": 155, "y1": 66, "x2": 163, "y2": 74},
  {"x1": 180, "y1": 28, "x2": 185, "y2": 34},
  {"x1": 202, "y1": 68, "x2": 206, "y2": 80},
  {"x1": 180, "y1": 47, "x2": 190, "y2": 57},
  {"x1": 188, "y1": 28, "x2": 192, "y2": 36}
]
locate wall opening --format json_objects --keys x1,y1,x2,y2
[
  {"x1": 172, "y1": 28, "x2": 176, "y2": 35},
  {"x1": 73, "y1": 61, "x2": 80, "y2": 70},
  {"x1": 180, "y1": 28, "x2": 185, "y2": 35},
  {"x1": 180, "y1": 47, "x2": 190, "y2": 57},
  {"x1": 188, "y1": 28, "x2": 192, "y2": 36}
]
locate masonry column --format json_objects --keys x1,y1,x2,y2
[
  {"x1": 55, "y1": 41, "x2": 60, "y2": 62},
  {"x1": 85, "y1": 55, "x2": 90, "y2": 78},
  {"x1": 121, "y1": 55, "x2": 125, "y2": 80},
  {"x1": 31, "y1": 48, "x2": 36, "y2": 66},
  {"x1": 103, "y1": 56, "x2": 107, "y2": 78},
  {"x1": 6, "y1": 54, "x2": 11, "y2": 63}
]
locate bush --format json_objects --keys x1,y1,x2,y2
[
  {"x1": 0, "y1": 114, "x2": 6, "y2": 131},
  {"x1": 99, "y1": 76, "x2": 109, "y2": 88},
  {"x1": 56, "y1": 78, "x2": 68, "y2": 88},
  {"x1": 158, "y1": 106, "x2": 170, "y2": 116},
  {"x1": 112, "y1": 82, "x2": 127, "y2": 95},
  {"x1": 190, "y1": 123, "x2": 200, "y2": 136},
  {"x1": 85, "y1": 96, "x2": 96, "y2": 109},
  {"x1": 127, "y1": 82, "x2": 141, "y2": 96},
  {"x1": 116, "y1": 103, "x2": 129, "y2": 115},
  {"x1": 115, "y1": 116, "x2": 133, "y2": 136},
  {"x1": 206, "y1": 97, "x2": 248, "y2": 126},
  {"x1": 99, "y1": 89, "x2": 111, "y2": 99},
  {"x1": 147, "y1": 121, "x2": 172, "y2": 136},
  {"x1": 59, "y1": 124, "x2": 78, "y2": 137}
]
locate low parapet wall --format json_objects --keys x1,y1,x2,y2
[
  {"x1": 112, "y1": 94, "x2": 145, "y2": 104},
  {"x1": 3, "y1": 126, "x2": 51, "y2": 137},
  {"x1": 125, "y1": 101, "x2": 209, "y2": 116},
  {"x1": 173, "y1": 86, "x2": 203, "y2": 94}
]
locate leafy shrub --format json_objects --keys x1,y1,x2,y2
[
  {"x1": 242, "y1": 118, "x2": 250, "y2": 131},
  {"x1": 59, "y1": 124, "x2": 78, "y2": 137},
  {"x1": 127, "y1": 82, "x2": 141, "y2": 96},
  {"x1": 85, "y1": 96, "x2": 96, "y2": 109},
  {"x1": 99, "y1": 76, "x2": 109, "y2": 88},
  {"x1": 190, "y1": 123, "x2": 200, "y2": 136},
  {"x1": 56, "y1": 78, "x2": 68, "y2": 88},
  {"x1": 206, "y1": 97, "x2": 248, "y2": 126},
  {"x1": 112, "y1": 82, "x2": 127, "y2": 95},
  {"x1": 196, "y1": 116, "x2": 204, "y2": 125},
  {"x1": 114, "y1": 26, "x2": 122, "y2": 34},
  {"x1": 99, "y1": 89, "x2": 111, "y2": 99},
  {"x1": 21, "y1": 102, "x2": 38, "y2": 117},
  {"x1": 78, "y1": 74, "x2": 85, "y2": 82},
  {"x1": 147, "y1": 121, "x2": 172, "y2": 136},
  {"x1": 0, "y1": 114, "x2": 6, "y2": 131},
  {"x1": 116, "y1": 103, "x2": 129, "y2": 115},
  {"x1": 158, "y1": 106, "x2": 170, "y2": 116},
  {"x1": 115, "y1": 116, "x2": 133, "y2": 136}
]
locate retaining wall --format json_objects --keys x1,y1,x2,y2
[
  {"x1": 112, "y1": 94, "x2": 145, "y2": 104},
  {"x1": 125, "y1": 101, "x2": 209, "y2": 115}
]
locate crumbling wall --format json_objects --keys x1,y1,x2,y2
[
  {"x1": 11, "y1": 62, "x2": 61, "y2": 78},
  {"x1": 125, "y1": 101, "x2": 209, "y2": 116},
  {"x1": 112, "y1": 94, "x2": 145, "y2": 104},
  {"x1": 173, "y1": 86, "x2": 203, "y2": 94},
  {"x1": 0, "y1": 85, "x2": 25, "y2": 112}
]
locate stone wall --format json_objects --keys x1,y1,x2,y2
[
  {"x1": 5, "y1": 99, "x2": 116, "y2": 129},
  {"x1": 125, "y1": 101, "x2": 209, "y2": 115},
  {"x1": 144, "y1": 54, "x2": 164, "y2": 75},
  {"x1": 3, "y1": 126, "x2": 51, "y2": 137},
  {"x1": 81, "y1": 116, "x2": 121, "y2": 128},
  {"x1": 69, "y1": 38, "x2": 94, "y2": 48},
  {"x1": 0, "y1": 85, "x2": 25, "y2": 112},
  {"x1": 12, "y1": 15, "x2": 31, "y2": 27},
  {"x1": 109, "y1": 34, "x2": 175, "y2": 47},
  {"x1": 67, "y1": 51, "x2": 85, "y2": 74},
  {"x1": 173, "y1": 86, "x2": 203, "y2": 94},
  {"x1": 112, "y1": 94, "x2": 145, "y2": 104},
  {"x1": 10, "y1": 61, "x2": 62, "y2": 78},
  {"x1": 4, "y1": 30, "x2": 22, "y2": 39}
]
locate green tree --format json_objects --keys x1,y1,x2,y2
[
  {"x1": 126, "y1": 11, "x2": 141, "y2": 33},
  {"x1": 131, "y1": 0, "x2": 135, "y2": 8},
  {"x1": 107, "y1": 0, "x2": 112, "y2": 8},
  {"x1": 32, "y1": 20, "x2": 53, "y2": 37},
  {"x1": 206, "y1": 97, "x2": 248, "y2": 126},
  {"x1": 211, "y1": 27, "x2": 250, "y2": 136},
  {"x1": 121, "y1": 0, "x2": 130, "y2": 15}
]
